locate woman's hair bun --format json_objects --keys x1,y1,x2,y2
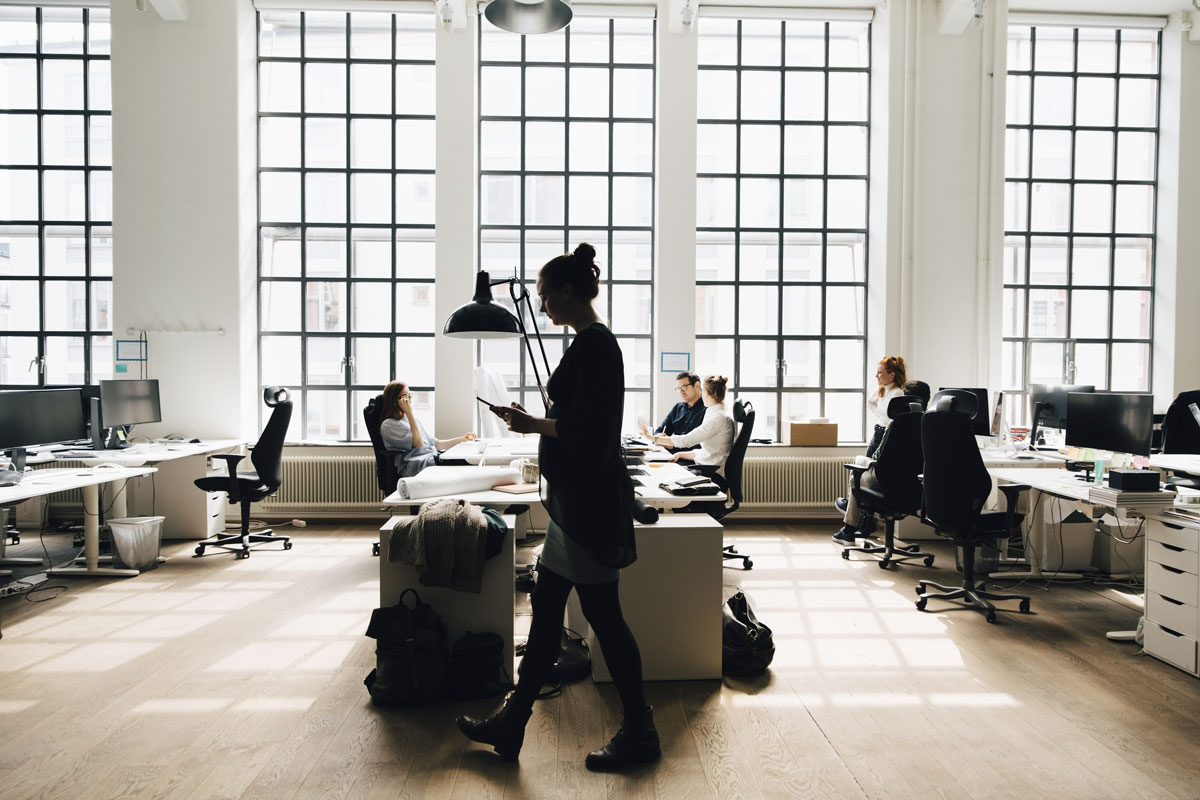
[
  {"x1": 572, "y1": 242, "x2": 596, "y2": 263},
  {"x1": 717, "y1": 375, "x2": 728, "y2": 385}
]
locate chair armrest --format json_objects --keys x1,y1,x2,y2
[
  {"x1": 996, "y1": 483, "x2": 1030, "y2": 538},
  {"x1": 844, "y1": 462, "x2": 867, "y2": 489},
  {"x1": 212, "y1": 453, "x2": 246, "y2": 500}
]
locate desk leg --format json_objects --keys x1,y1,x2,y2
[
  {"x1": 0, "y1": 507, "x2": 42, "y2": 567},
  {"x1": 47, "y1": 483, "x2": 138, "y2": 578},
  {"x1": 110, "y1": 480, "x2": 128, "y2": 520}
]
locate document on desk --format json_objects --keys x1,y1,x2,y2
[{"x1": 395, "y1": 466, "x2": 520, "y2": 500}]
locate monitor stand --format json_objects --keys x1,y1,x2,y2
[{"x1": 105, "y1": 426, "x2": 129, "y2": 450}]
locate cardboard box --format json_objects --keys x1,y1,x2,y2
[{"x1": 785, "y1": 422, "x2": 838, "y2": 446}]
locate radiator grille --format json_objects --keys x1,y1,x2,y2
[
  {"x1": 260, "y1": 454, "x2": 381, "y2": 511},
  {"x1": 742, "y1": 456, "x2": 845, "y2": 510}
]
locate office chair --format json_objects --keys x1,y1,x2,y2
[
  {"x1": 719, "y1": 399, "x2": 755, "y2": 569},
  {"x1": 842, "y1": 395, "x2": 934, "y2": 569},
  {"x1": 1161, "y1": 390, "x2": 1200, "y2": 490},
  {"x1": 365, "y1": 393, "x2": 404, "y2": 556},
  {"x1": 192, "y1": 386, "x2": 293, "y2": 560},
  {"x1": 916, "y1": 405, "x2": 1032, "y2": 623}
]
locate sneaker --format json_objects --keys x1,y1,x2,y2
[
  {"x1": 834, "y1": 497, "x2": 849, "y2": 513},
  {"x1": 832, "y1": 525, "x2": 859, "y2": 544}
]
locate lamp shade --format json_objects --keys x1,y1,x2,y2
[
  {"x1": 443, "y1": 271, "x2": 522, "y2": 339},
  {"x1": 483, "y1": 0, "x2": 572, "y2": 35}
]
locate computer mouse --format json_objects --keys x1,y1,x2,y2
[{"x1": 189, "y1": 438, "x2": 201, "y2": 443}]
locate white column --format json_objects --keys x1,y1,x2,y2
[
  {"x1": 1153, "y1": 18, "x2": 1200, "y2": 404},
  {"x1": 110, "y1": 0, "x2": 258, "y2": 439},
  {"x1": 654, "y1": 3, "x2": 699, "y2": 423},
  {"x1": 434, "y1": 12, "x2": 479, "y2": 435}
]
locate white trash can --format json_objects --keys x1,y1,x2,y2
[{"x1": 107, "y1": 516, "x2": 165, "y2": 571}]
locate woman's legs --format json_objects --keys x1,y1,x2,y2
[{"x1": 575, "y1": 580, "x2": 646, "y2": 718}]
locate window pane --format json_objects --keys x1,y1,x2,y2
[
  {"x1": 738, "y1": 287, "x2": 778, "y2": 336},
  {"x1": 782, "y1": 341, "x2": 820, "y2": 387},
  {"x1": 696, "y1": 285, "x2": 734, "y2": 334},
  {"x1": 1069, "y1": 289, "x2": 1108, "y2": 339}
]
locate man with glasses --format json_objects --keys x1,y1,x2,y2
[{"x1": 638, "y1": 371, "x2": 705, "y2": 451}]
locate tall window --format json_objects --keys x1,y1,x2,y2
[
  {"x1": 1003, "y1": 24, "x2": 1160, "y2": 423},
  {"x1": 258, "y1": 10, "x2": 436, "y2": 441},
  {"x1": 0, "y1": 5, "x2": 112, "y2": 388},
  {"x1": 478, "y1": 16, "x2": 655, "y2": 430},
  {"x1": 696, "y1": 18, "x2": 871, "y2": 442}
]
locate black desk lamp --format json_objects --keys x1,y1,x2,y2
[{"x1": 443, "y1": 270, "x2": 552, "y2": 411}]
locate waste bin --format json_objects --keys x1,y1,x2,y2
[{"x1": 107, "y1": 516, "x2": 165, "y2": 571}]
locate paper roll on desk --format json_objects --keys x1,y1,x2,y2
[{"x1": 395, "y1": 466, "x2": 521, "y2": 500}]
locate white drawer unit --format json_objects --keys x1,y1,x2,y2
[{"x1": 1146, "y1": 515, "x2": 1200, "y2": 677}]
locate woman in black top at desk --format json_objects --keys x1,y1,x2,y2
[{"x1": 456, "y1": 243, "x2": 658, "y2": 772}]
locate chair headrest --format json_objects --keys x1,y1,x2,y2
[
  {"x1": 263, "y1": 385, "x2": 290, "y2": 407},
  {"x1": 887, "y1": 395, "x2": 922, "y2": 419},
  {"x1": 734, "y1": 398, "x2": 754, "y2": 423},
  {"x1": 930, "y1": 389, "x2": 977, "y2": 417}
]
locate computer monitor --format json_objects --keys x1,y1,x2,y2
[
  {"x1": 1065, "y1": 392, "x2": 1154, "y2": 458},
  {"x1": 1029, "y1": 383, "x2": 1095, "y2": 447},
  {"x1": 99, "y1": 379, "x2": 161, "y2": 448},
  {"x1": 939, "y1": 387, "x2": 990, "y2": 437},
  {"x1": 990, "y1": 391, "x2": 1005, "y2": 437},
  {"x1": 0, "y1": 389, "x2": 86, "y2": 473}
]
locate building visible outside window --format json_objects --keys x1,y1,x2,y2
[
  {"x1": 258, "y1": 10, "x2": 436, "y2": 440},
  {"x1": 1003, "y1": 23, "x2": 1160, "y2": 423},
  {"x1": 696, "y1": 17, "x2": 871, "y2": 441},
  {"x1": 0, "y1": 5, "x2": 112, "y2": 388},
  {"x1": 478, "y1": 15, "x2": 655, "y2": 431}
]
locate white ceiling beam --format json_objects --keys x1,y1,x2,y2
[
  {"x1": 149, "y1": 0, "x2": 188, "y2": 21},
  {"x1": 938, "y1": 0, "x2": 980, "y2": 34}
]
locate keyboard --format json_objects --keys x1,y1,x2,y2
[{"x1": 56, "y1": 451, "x2": 100, "y2": 459}]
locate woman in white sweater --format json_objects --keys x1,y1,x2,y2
[
  {"x1": 653, "y1": 375, "x2": 735, "y2": 482},
  {"x1": 834, "y1": 356, "x2": 908, "y2": 544}
]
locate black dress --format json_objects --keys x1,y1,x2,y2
[{"x1": 538, "y1": 323, "x2": 636, "y2": 570}]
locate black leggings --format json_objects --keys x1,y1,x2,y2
[{"x1": 512, "y1": 564, "x2": 646, "y2": 717}]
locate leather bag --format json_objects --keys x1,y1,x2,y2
[
  {"x1": 363, "y1": 588, "x2": 450, "y2": 706},
  {"x1": 721, "y1": 591, "x2": 775, "y2": 677}
]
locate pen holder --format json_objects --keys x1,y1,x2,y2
[{"x1": 519, "y1": 458, "x2": 539, "y2": 484}]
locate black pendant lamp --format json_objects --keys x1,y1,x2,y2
[{"x1": 443, "y1": 271, "x2": 522, "y2": 339}]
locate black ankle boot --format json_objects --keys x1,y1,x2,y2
[
  {"x1": 455, "y1": 692, "x2": 533, "y2": 761},
  {"x1": 585, "y1": 706, "x2": 661, "y2": 772}
]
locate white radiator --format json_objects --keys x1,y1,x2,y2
[
  {"x1": 260, "y1": 454, "x2": 382, "y2": 512},
  {"x1": 741, "y1": 456, "x2": 845, "y2": 511}
]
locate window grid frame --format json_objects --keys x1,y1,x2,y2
[
  {"x1": 0, "y1": 5, "x2": 112, "y2": 389},
  {"x1": 256, "y1": 10, "x2": 437, "y2": 442},
  {"x1": 695, "y1": 20, "x2": 872, "y2": 443},
  {"x1": 476, "y1": 18, "x2": 657, "y2": 418},
  {"x1": 1002, "y1": 25, "x2": 1161, "y2": 424}
]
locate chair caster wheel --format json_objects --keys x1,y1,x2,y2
[
  {"x1": 372, "y1": 543, "x2": 380, "y2": 556},
  {"x1": 915, "y1": 586, "x2": 925, "y2": 596},
  {"x1": 10, "y1": 534, "x2": 18, "y2": 545},
  {"x1": 986, "y1": 611, "x2": 997, "y2": 624},
  {"x1": 194, "y1": 546, "x2": 205, "y2": 556},
  {"x1": 916, "y1": 598, "x2": 927, "y2": 611},
  {"x1": 237, "y1": 549, "x2": 250, "y2": 560},
  {"x1": 924, "y1": 556, "x2": 935, "y2": 567},
  {"x1": 841, "y1": 550, "x2": 849, "y2": 560},
  {"x1": 283, "y1": 541, "x2": 292, "y2": 550},
  {"x1": 1019, "y1": 600, "x2": 1031, "y2": 612},
  {"x1": 878, "y1": 560, "x2": 891, "y2": 570},
  {"x1": 743, "y1": 560, "x2": 752, "y2": 570}
]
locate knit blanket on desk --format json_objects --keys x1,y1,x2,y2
[{"x1": 387, "y1": 498, "x2": 488, "y2": 594}]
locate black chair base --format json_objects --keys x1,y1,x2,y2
[
  {"x1": 841, "y1": 517, "x2": 934, "y2": 570},
  {"x1": 722, "y1": 544, "x2": 752, "y2": 570},
  {"x1": 915, "y1": 579, "x2": 1031, "y2": 623},
  {"x1": 194, "y1": 529, "x2": 292, "y2": 560}
]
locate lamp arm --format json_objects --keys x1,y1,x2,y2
[{"x1": 509, "y1": 279, "x2": 552, "y2": 411}]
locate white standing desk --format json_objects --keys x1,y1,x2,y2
[
  {"x1": 380, "y1": 461, "x2": 726, "y2": 681},
  {"x1": 0, "y1": 466, "x2": 157, "y2": 578},
  {"x1": 1151, "y1": 454, "x2": 1200, "y2": 475},
  {"x1": 440, "y1": 436, "x2": 675, "y2": 466}
]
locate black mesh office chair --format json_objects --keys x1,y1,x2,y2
[
  {"x1": 1161, "y1": 390, "x2": 1200, "y2": 490},
  {"x1": 917, "y1": 402, "x2": 1033, "y2": 623},
  {"x1": 365, "y1": 394, "x2": 403, "y2": 556},
  {"x1": 842, "y1": 395, "x2": 934, "y2": 569},
  {"x1": 192, "y1": 386, "x2": 293, "y2": 560},
  {"x1": 719, "y1": 399, "x2": 755, "y2": 569}
]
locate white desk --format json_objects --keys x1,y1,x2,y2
[
  {"x1": 0, "y1": 466, "x2": 157, "y2": 578},
  {"x1": 383, "y1": 461, "x2": 725, "y2": 511},
  {"x1": 1151, "y1": 454, "x2": 1200, "y2": 475},
  {"x1": 440, "y1": 436, "x2": 675, "y2": 465}
]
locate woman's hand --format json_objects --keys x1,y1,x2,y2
[
  {"x1": 638, "y1": 422, "x2": 652, "y2": 439},
  {"x1": 500, "y1": 405, "x2": 537, "y2": 434},
  {"x1": 653, "y1": 434, "x2": 672, "y2": 448},
  {"x1": 462, "y1": 432, "x2": 478, "y2": 442},
  {"x1": 398, "y1": 394, "x2": 414, "y2": 418}
]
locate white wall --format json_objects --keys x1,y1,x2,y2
[
  {"x1": 110, "y1": 0, "x2": 258, "y2": 439},
  {"x1": 98, "y1": 0, "x2": 1199, "y2": 445}
]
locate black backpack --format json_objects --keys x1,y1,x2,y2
[
  {"x1": 449, "y1": 631, "x2": 509, "y2": 701},
  {"x1": 363, "y1": 588, "x2": 450, "y2": 706},
  {"x1": 721, "y1": 591, "x2": 775, "y2": 677}
]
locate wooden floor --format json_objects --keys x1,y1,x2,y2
[{"x1": 1, "y1": 522, "x2": 1199, "y2": 800}]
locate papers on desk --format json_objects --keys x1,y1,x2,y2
[{"x1": 1087, "y1": 486, "x2": 1175, "y2": 509}]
